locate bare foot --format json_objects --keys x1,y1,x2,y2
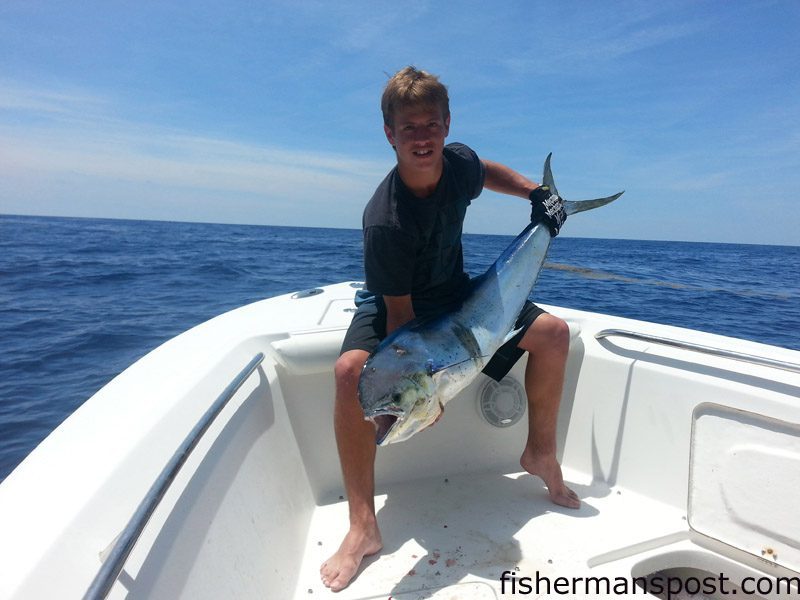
[
  {"x1": 320, "y1": 524, "x2": 383, "y2": 592},
  {"x1": 520, "y1": 452, "x2": 581, "y2": 509}
]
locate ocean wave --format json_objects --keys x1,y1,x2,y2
[
  {"x1": 2, "y1": 216, "x2": 798, "y2": 482},
  {"x1": 544, "y1": 262, "x2": 793, "y2": 300}
]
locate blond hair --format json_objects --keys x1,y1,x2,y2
[{"x1": 381, "y1": 66, "x2": 450, "y2": 129}]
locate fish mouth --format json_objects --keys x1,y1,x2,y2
[{"x1": 370, "y1": 413, "x2": 400, "y2": 445}]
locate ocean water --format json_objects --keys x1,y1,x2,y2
[{"x1": 1, "y1": 214, "x2": 799, "y2": 481}]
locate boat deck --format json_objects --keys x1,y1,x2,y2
[
  {"x1": 295, "y1": 467, "x2": 686, "y2": 599},
  {"x1": 3, "y1": 283, "x2": 797, "y2": 599}
]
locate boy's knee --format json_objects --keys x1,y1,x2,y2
[
  {"x1": 523, "y1": 314, "x2": 570, "y2": 355},
  {"x1": 548, "y1": 316, "x2": 570, "y2": 349},
  {"x1": 335, "y1": 351, "x2": 369, "y2": 389}
]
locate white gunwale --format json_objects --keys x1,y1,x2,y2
[{"x1": 0, "y1": 281, "x2": 798, "y2": 599}]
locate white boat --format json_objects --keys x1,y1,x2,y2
[{"x1": 0, "y1": 281, "x2": 798, "y2": 599}]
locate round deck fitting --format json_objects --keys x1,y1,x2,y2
[{"x1": 477, "y1": 376, "x2": 526, "y2": 427}]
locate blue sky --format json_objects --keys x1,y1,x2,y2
[{"x1": 1, "y1": 1, "x2": 798, "y2": 245}]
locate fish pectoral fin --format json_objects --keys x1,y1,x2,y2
[
  {"x1": 502, "y1": 326, "x2": 525, "y2": 346},
  {"x1": 427, "y1": 355, "x2": 489, "y2": 376}
]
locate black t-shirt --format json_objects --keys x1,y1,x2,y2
[{"x1": 362, "y1": 142, "x2": 485, "y2": 315}]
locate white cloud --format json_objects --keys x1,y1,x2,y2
[
  {"x1": 0, "y1": 81, "x2": 391, "y2": 227},
  {"x1": 0, "y1": 81, "x2": 110, "y2": 115},
  {"x1": 499, "y1": 4, "x2": 707, "y2": 77}
]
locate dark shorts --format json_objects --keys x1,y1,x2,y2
[{"x1": 340, "y1": 296, "x2": 545, "y2": 382}]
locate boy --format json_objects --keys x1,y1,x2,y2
[{"x1": 321, "y1": 66, "x2": 579, "y2": 592}]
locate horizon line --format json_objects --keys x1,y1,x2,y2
[{"x1": 1, "y1": 211, "x2": 796, "y2": 249}]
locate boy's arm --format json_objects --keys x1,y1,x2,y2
[
  {"x1": 481, "y1": 159, "x2": 541, "y2": 199},
  {"x1": 384, "y1": 294, "x2": 416, "y2": 334},
  {"x1": 481, "y1": 158, "x2": 567, "y2": 236}
]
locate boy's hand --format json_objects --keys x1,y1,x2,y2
[{"x1": 529, "y1": 185, "x2": 567, "y2": 236}]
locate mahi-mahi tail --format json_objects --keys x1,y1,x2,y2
[{"x1": 541, "y1": 152, "x2": 624, "y2": 217}]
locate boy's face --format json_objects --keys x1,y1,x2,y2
[{"x1": 384, "y1": 105, "x2": 450, "y2": 174}]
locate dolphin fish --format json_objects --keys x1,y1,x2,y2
[{"x1": 359, "y1": 155, "x2": 623, "y2": 445}]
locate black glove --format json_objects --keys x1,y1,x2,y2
[{"x1": 529, "y1": 185, "x2": 567, "y2": 237}]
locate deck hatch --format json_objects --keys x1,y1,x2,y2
[{"x1": 689, "y1": 403, "x2": 800, "y2": 573}]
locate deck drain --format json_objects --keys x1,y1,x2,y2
[{"x1": 478, "y1": 376, "x2": 526, "y2": 427}]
